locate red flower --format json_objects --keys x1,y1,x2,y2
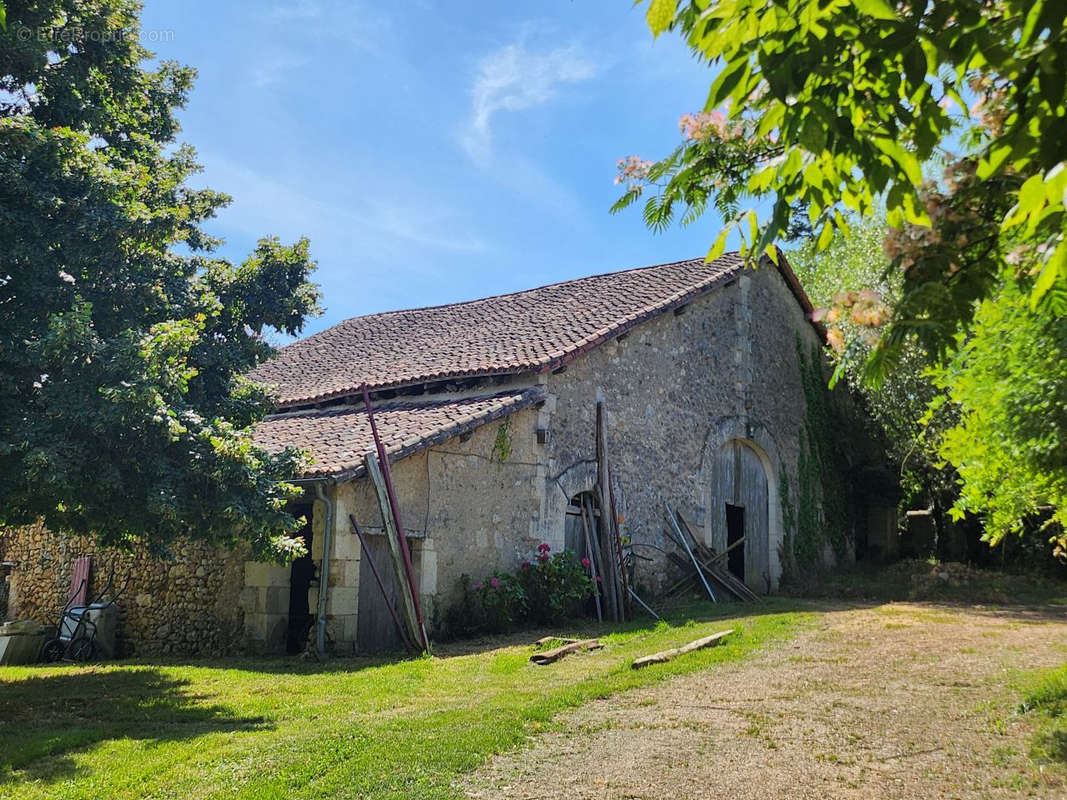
[
  {"x1": 581, "y1": 557, "x2": 591, "y2": 568},
  {"x1": 537, "y1": 543, "x2": 551, "y2": 553},
  {"x1": 490, "y1": 577, "x2": 500, "y2": 588},
  {"x1": 595, "y1": 575, "x2": 602, "y2": 582},
  {"x1": 520, "y1": 561, "x2": 531, "y2": 570},
  {"x1": 538, "y1": 552, "x2": 550, "y2": 563}
]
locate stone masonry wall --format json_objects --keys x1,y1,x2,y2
[
  {"x1": 332, "y1": 405, "x2": 543, "y2": 641},
  {"x1": 0, "y1": 520, "x2": 249, "y2": 656},
  {"x1": 540, "y1": 264, "x2": 824, "y2": 592}
]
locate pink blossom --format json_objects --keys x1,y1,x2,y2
[
  {"x1": 826, "y1": 327, "x2": 845, "y2": 354},
  {"x1": 537, "y1": 543, "x2": 551, "y2": 553},
  {"x1": 539, "y1": 552, "x2": 550, "y2": 563},
  {"x1": 490, "y1": 577, "x2": 500, "y2": 588},
  {"x1": 595, "y1": 575, "x2": 602, "y2": 583},
  {"x1": 520, "y1": 561, "x2": 532, "y2": 570},
  {"x1": 581, "y1": 557, "x2": 591, "y2": 568}
]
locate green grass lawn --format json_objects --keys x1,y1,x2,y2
[
  {"x1": 0, "y1": 601, "x2": 811, "y2": 800},
  {"x1": 1020, "y1": 662, "x2": 1067, "y2": 768}
]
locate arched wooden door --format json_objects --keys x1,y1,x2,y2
[{"x1": 709, "y1": 439, "x2": 770, "y2": 591}]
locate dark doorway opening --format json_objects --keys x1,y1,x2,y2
[
  {"x1": 725, "y1": 503, "x2": 745, "y2": 582},
  {"x1": 286, "y1": 506, "x2": 315, "y2": 654},
  {"x1": 566, "y1": 491, "x2": 603, "y2": 616}
]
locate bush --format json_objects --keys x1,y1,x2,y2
[
  {"x1": 517, "y1": 544, "x2": 594, "y2": 625},
  {"x1": 444, "y1": 543, "x2": 594, "y2": 638}
]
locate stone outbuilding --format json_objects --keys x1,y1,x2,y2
[{"x1": 1, "y1": 253, "x2": 889, "y2": 655}]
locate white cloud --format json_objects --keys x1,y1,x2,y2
[{"x1": 463, "y1": 41, "x2": 597, "y2": 163}]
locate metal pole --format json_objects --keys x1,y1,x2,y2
[
  {"x1": 314, "y1": 482, "x2": 335, "y2": 657},
  {"x1": 628, "y1": 587, "x2": 660, "y2": 620},
  {"x1": 361, "y1": 384, "x2": 429, "y2": 652},
  {"x1": 666, "y1": 502, "x2": 716, "y2": 603}
]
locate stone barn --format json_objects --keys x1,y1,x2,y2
[{"x1": 1, "y1": 253, "x2": 888, "y2": 655}]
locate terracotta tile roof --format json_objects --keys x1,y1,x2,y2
[
  {"x1": 252, "y1": 388, "x2": 544, "y2": 479},
  {"x1": 249, "y1": 253, "x2": 748, "y2": 407}
]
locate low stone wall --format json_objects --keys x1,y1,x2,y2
[{"x1": 0, "y1": 522, "x2": 249, "y2": 657}]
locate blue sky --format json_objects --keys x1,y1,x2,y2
[{"x1": 141, "y1": 1, "x2": 721, "y2": 338}]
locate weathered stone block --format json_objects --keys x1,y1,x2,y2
[
  {"x1": 332, "y1": 531, "x2": 361, "y2": 561},
  {"x1": 244, "y1": 561, "x2": 290, "y2": 588},
  {"x1": 264, "y1": 585, "x2": 289, "y2": 615},
  {"x1": 325, "y1": 586, "x2": 357, "y2": 616}
]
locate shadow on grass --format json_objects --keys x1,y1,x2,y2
[{"x1": 0, "y1": 667, "x2": 268, "y2": 786}]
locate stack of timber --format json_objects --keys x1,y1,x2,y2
[
  {"x1": 662, "y1": 503, "x2": 760, "y2": 603},
  {"x1": 594, "y1": 399, "x2": 630, "y2": 622}
]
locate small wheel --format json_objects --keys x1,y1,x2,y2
[
  {"x1": 67, "y1": 636, "x2": 95, "y2": 662},
  {"x1": 39, "y1": 638, "x2": 65, "y2": 663}
]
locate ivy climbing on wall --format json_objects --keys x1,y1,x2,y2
[
  {"x1": 491, "y1": 418, "x2": 513, "y2": 464},
  {"x1": 792, "y1": 336, "x2": 851, "y2": 569}
]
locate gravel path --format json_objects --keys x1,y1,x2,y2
[{"x1": 460, "y1": 603, "x2": 1067, "y2": 799}]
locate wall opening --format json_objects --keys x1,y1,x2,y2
[
  {"x1": 725, "y1": 503, "x2": 745, "y2": 581},
  {"x1": 286, "y1": 506, "x2": 315, "y2": 654},
  {"x1": 565, "y1": 491, "x2": 599, "y2": 562}
]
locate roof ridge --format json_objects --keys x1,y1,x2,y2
[{"x1": 302, "y1": 253, "x2": 734, "y2": 336}]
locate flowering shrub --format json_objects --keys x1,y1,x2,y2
[
  {"x1": 444, "y1": 542, "x2": 594, "y2": 638},
  {"x1": 517, "y1": 545, "x2": 594, "y2": 625},
  {"x1": 445, "y1": 571, "x2": 526, "y2": 636}
]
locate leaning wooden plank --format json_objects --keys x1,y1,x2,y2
[
  {"x1": 365, "y1": 453, "x2": 423, "y2": 650},
  {"x1": 665, "y1": 502, "x2": 716, "y2": 602},
  {"x1": 579, "y1": 499, "x2": 603, "y2": 624},
  {"x1": 631, "y1": 629, "x2": 735, "y2": 669},
  {"x1": 530, "y1": 638, "x2": 603, "y2": 665},
  {"x1": 533, "y1": 636, "x2": 581, "y2": 646},
  {"x1": 705, "y1": 568, "x2": 752, "y2": 602},
  {"x1": 709, "y1": 564, "x2": 761, "y2": 601},
  {"x1": 706, "y1": 561, "x2": 760, "y2": 602}
]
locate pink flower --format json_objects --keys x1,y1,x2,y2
[
  {"x1": 595, "y1": 575, "x2": 602, "y2": 583},
  {"x1": 490, "y1": 577, "x2": 500, "y2": 588},
  {"x1": 537, "y1": 543, "x2": 551, "y2": 553},
  {"x1": 581, "y1": 557, "x2": 591, "y2": 568},
  {"x1": 520, "y1": 561, "x2": 532, "y2": 570},
  {"x1": 539, "y1": 553, "x2": 550, "y2": 563}
]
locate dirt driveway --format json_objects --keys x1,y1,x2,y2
[{"x1": 461, "y1": 603, "x2": 1067, "y2": 799}]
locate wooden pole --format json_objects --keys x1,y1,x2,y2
[
  {"x1": 361, "y1": 384, "x2": 429, "y2": 652},
  {"x1": 631, "y1": 629, "x2": 734, "y2": 669},
  {"x1": 364, "y1": 453, "x2": 423, "y2": 651},
  {"x1": 579, "y1": 499, "x2": 603, "y2": 624},
  {"x1": 596, "y1": 400, "x2": 625, "y2": 621}
]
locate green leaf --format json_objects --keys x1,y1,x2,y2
[
  {"x1": 646, "y1": 0, "x2": 677, "y2": 37},
  {"x1": 977, "y1": 143, "x2": 1013, "y2": 179},
  {"x1": 706, "y1": 227, "x2": 730, "y2": 262},
  {"x1": 1032, "y1": 239, "x2": 1067, "y2": 309},
  {"x1": 0, "y1": 3, "x2": 6, "y2": 31},
  {"x1": 850, "y1": 0, "x2": 896, "y2": 20},
  {"x1": 816, "y1": 219, "x2": 834, "y2": 250},
  {"x1": 707, "y1": 57, "x2": 749, "y2": 107}
]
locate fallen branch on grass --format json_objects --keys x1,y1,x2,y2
[
  {"x1": 529, "y1": 638, "x2": 603, "y2": 665},
  {"x1": 630, "y1": 629, "x2": 734, "y2": 669}
]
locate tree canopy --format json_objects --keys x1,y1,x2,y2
[
  {"x1": 620, "y1": 0, "x2": 1067, "y2": 552},
  {"x1": 620, "y1": 0, "x2": 1066, "y2": 367},
  {"x1": 0, "y1": 1, "x2": 319, "y2": 558}
]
